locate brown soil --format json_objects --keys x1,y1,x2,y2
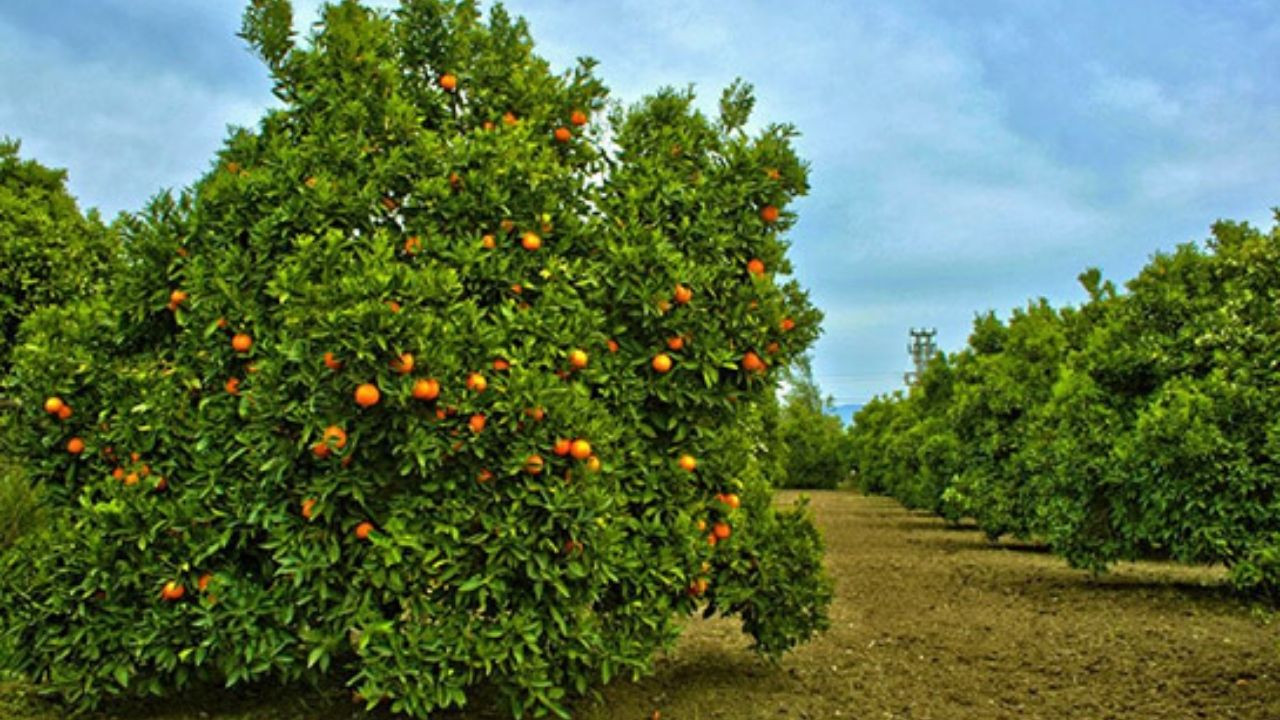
[{"x1": 3, "y1": 491, "x2": 1277, "y2": 719}]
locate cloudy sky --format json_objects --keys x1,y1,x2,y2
[{"x1": 3, "y1": 1, "x2": 1279, "y2": 407}]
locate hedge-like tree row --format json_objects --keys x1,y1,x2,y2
[{"x1": 850, "y1": 215, "x2": 1280, "y2": 599}]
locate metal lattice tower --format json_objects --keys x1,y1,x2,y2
[{"x1": 904, "y1": 327, "x2": 938, "y2": 386}]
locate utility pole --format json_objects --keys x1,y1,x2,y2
[{"x1": 904, "y1": 327, "x2": 938, "y2": 386}]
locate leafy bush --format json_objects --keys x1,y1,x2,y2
[
  {"x1": 0, "y1": 457, "x2": 41, "y2": 552},
  {"x1": 0, "y1": 1, "x2": 831, "y2": 716},
  {"x1": 776, "y1": 356, "x2": 852, "y2": 489}
]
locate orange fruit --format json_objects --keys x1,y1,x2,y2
[
  {"x1": 439, "y1": 73, "x2": 457, "y2": 91},
  {"x1": 524, "y1": 406, "x2": 546, "y2": 422},
  {"x1": 231, "y1": 333, "x2": 252, "y2": 353},
  {"x1": 323, "y1": 425, "x2": 348, "y2": 450},
  {"x1": 355, "y1": 521, "x2": 374, "y2": 540},
  {"x1": 570, "y1": 439, "x2": 592, "y2": 461},
  {"x1": 198, "y1": 573, "x2": 213, "y2": 592},
  {"x1": 217, "y1": 317, "x2": 229, "y2": 329},
  {"x1": 568, "y1": 349, "x2": 588, "y2": 370},
  {"x1": 125, "y1": 472, "x2": 139, "y2": 486},
  {"x1": 766, "y1": 341, "x2": 780, "y2": 355},
  {"x1": 765, "y1": 167, "x2": 781, "y2": 180},
  {"x1": 131, "y1": 452, "x2": 141, "y2": 462},
  {"x1": 656, "y1": 298, "x2": 672, "y2": 314},
  {"x1": 673, "y1": 284, "x2": 692, "y2": 304},
  {"x1": 678, "y1": 454, "x2": 697, "y2": 472},
  {"x1": 696, "y1": 519, "x2": 707, "y2": 532},
  {"x1": 387, "y1": 300, "x2": 402, "y2": 313},
  {"x1": 503, "y1": 111, "x2": 518, "y2": 126},
  {"x1": 493, "y1": 358, "x2": 510, "y2": 371},
  {"x1": 404, "y1": 235, "x2": 422, "y2": 254},
  {"x1": 466, "y1": 372, "x2": 487, "y2": 392},
  {"x1": 469, "y1": 413, "x2": 487, "y2": 433},
  {"x1": 553, "y1": 438, "x2": 572, "y2": 457},
  {"x1": 390, "y1": 352, "x2": 415, "y2": 374},
  {"x1": 412, "y1": 378, "x2": 440, "y2": 401},
  {"x1": 225, "y1": 377, "x2": 241, "y2": 395},
  {"x1": 323, "y1": 352, "x2": 343, "y2": 371},
  {"x1": 585, "y1": 455, "x2": 601, "y2": 473},
  {"x1": 354, "y1": 383, "x2": 381, "y2": 408},
  {"x1": 607, "y1": 339, "x2": 619, "y2": 353},
  {"x1": 477, "y1": 468, "x2": 494, "y2": 484},
  {"x1": 301, "y1": 498, "x2": 316, "y2": 520},
  {"x1": 720, "y1": 493, "x2": 741, "y2": 510},
  {"x1": 481, "y1": 234, "x2": 496, "y2": 249},
  {"x1": 449, "y1": 172, "x2": 462, "y2": 189},
  {"x1": 760, "y1": 204, "x2": 779, "y2": 223},
  {"x1": 706, "y1": 533, "x2": 718, "y2": 547},
  {"x1": 140, "y1": 464, "x2": 151, "y2": 477},
  {"x1": 742, "y1": 351, "x2": 765, "y2": 373},
  {"x1": 57, "y1": 404, "x2": 73, "y2": 421},
  {"x1": 304, "y1": 175, "x2": 318, "y2": 188},
  {"x1": 780, "y1": 317, "x2": 796, "y2": 332},
  {"x1": 66, "y1": 437, "x2": 85, "y2": 455},
  {"x1": 44, "y1": 396, "x2": 64, "y2": 415},
  {"x1": 747, "y1": 258, "x2": 765, "y2": 277},
  {"x1": 161, "y1": 581, "x2": 185, "y2": 602},
  {"x1": 521, "y1": 231, "x2": 542, "y2": 251},
  {"x1": 112, "y1": 467, "x2": 125, "y2": 480},
  {"x1": 553, "y1": 127, "x2": 571, "y2": 143},
  {"x1": 666, "y1": 336, "x2": 684, "y2": 351},
  {"x1": 570, "y1": 109, "x2": 588, "y2": 126},
  {"x1": 169, "y1": 289, "x2": 188, "y2": 307},
  {"x1": 652, "y1": 353, "x2": 673, "y2": 373},
  {"x1": 311, "y1": 443, "x2": 331, "y2": 459},
  {"x1": 713, "y1": 522, "x2": 731, "y2": 540},
  {"x1": 524, "y1": 454, "x2": 545, "y2": 475},
  {"x1": 154, "y1": 476, "x2": 168, "y2": 492}
]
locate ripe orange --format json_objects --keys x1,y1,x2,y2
[
  {"x1": 656, "y1": 298, "x2": 672, "y2": 314},
  {"x1": 481, "y1": 234, "x2": 496, "y2": 249},
  {"x1": 585, "y1": 455, "x2": 602, "y2": 473},
  {"x1": 225, "y1": 377, "x2": 241, "y2": 395},
  {"x1": 499, "y1": 218, "x2": 516, "y2": 233},
  {"x1": 301, "y1": 498, "x2": 316, "y2": 520},
  {"x1": 713, "y1": 522, "x2": 731, "y2": 540},
  {"x1": 765, "y1": 167, "x2": 781, "y2": 180},
  {"x1": 525, "y1": 406, "x2": 545, "y2": 421},
  {"x1": 570, "y1": 109, "x2": 588, "y2": 126},
  {"x1": 125, "y1": 472, "x2": 139, "y2": 486},
  {"x1": 652, "y1": 353, "x2": 673, "y2": 373},
  {"x1": 553, "y1": 438, "x2": 572, "y2": 456},
  {"x1": 493, "y1": 358, "x2": 510, "y2": 371},
  {"x1": 666, "y1": 336, "x2": 684, "y2": 351},
  {"x1": 57, "y1": 404, "x2": 73, "y2": 420},
  {"x1": 355, "y1": 521, "x2": 374, "y2": 540},
  {"x1": 568, "y1": 349, "x2": 588, "y2": 369},
  {"x1": 390, "y1": 352, "x2": 415, "y2": 374},
  {"x1": 760, "y1": 204, "x2": 780, "y2": 223},
  {"x1": 766, "y1": 341, "x2": 780, "y2": 355},
  {"x1": 674, "y1": 284, "x2": 692, "y2": 304},
  {"x1": 570, "y1": 439, "x2": 592, "y2": 461},
  {"x1": 112, "y1": 467, "x2": 125, "y2": 480},
  {"x1": 217, "y1": 317, "x2": 229, "y2": 329},
  {"x1": 324, "y1": 352, "x2": 343, "y2": 371},
  {"x1": 477, "y1": 468, "x2": 494, "y2": 484},
  {"x1": 66, "y1": 437, "x2": 85, "y2": 455},
  {"x1": 387, "y1": 300, "x2": 402, "y2": 313},
  {"x1": 720, "y1": 493, "x2": 741, "y2": 510},
  {"x1": 44, "y1": 396, "x2": 64, "y2": 415},
  {"x1": 198, "y1": 573, "x2": 213, "y2": 592},
  {"x1": 304, "y1": 175, "x2": 318, "y2": 188},
  {"x1": 696, "y1": 519, "x2": 707, "y2": 532},
  {"x1": 747, "y1": 258, "x2": 765, "y2": 277},
  {"x1": 742, "y1": 351, "x2": 766, "y2": 373},
  {"x1": 607, "y1": 339, "x2": 619, "y2": 353},
  {"x1": 439, "y1": 73, "x2": 457, "y2": 91},
  {"x1": 312, "y1": 442, "x2": 332, "y2": 461},
  {"x1": 780, "y1": 317, "x2": 796, "y2": 332},
  {"x1": 706, "y1": 533, "x2": 718, "y2": 547},
  {"x1": 323, "y1": 425, "x2": 348, "y2": 450},
  {"x1": 449, "y1": 172, "x2": 462, "y2": 189},
  {"x1": 231, "y1": 333, "x2": 252, "y2": 353},
  {"x1": 502, "y1": 111, "x2": 518, "y2": 126},
  {"x1": 404, "y1": 235, "x2": 422, "y2": 254},
  {"x1": 553, "y1": 127, "x2": 571, "y2": 143},
  {"x1": 469, "y1": 413, "x2": 487, "y2": 433},
  {"x1": 678, "y1": 454, "x2": 697, "y2": 472},
  {"x1": 354, "y1": 383, "x2": 381, "y2": 408},
  {"x1": 466, "y1": 372, "x2": 487, "y2": 392},
  {"x1": 169, "y1": 289, "x2": 188, "y2": 307},
  {"x1": 412, "y1": 378, "x2": 440, "y2": 401},
  {"x1": 521, "y1": 231, "x2": 542, "y2": 251},
  {"x1": 524, "y1": 454, "x2": 545, "y2": 475},
  {"x1": 161, "y1": 581, "x2": 185, "y2": 602}
]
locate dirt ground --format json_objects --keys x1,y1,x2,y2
[{"x1": 4, "y1": 490, "x2": 1277, "y2": 719}]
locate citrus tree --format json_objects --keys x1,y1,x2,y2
[
  {"x1": 776, "y1": 354, "x2": 852, "y2": 489},
  {"x1": 0, "y1": 1, "x2": 831, "y2": 716}
]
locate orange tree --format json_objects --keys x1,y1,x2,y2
[{"x1": 0, "y1": 1, "x2": 831, "y2": 717}]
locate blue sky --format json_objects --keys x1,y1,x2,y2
[{"x1": 3, "y1": 1, "x2": 1279, "y2": 406}]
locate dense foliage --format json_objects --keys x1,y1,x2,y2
[
  {"x1": 775, "y1": 355, "x2": 852, "y2": 489},
  {"x1": 0, "y1": 140, "x2": 119, "y2": 376},
  {"x1": 850, "y1": 216, "x2": 1280, "y2": 599},
  {"x1": 0, "y1": 1, "x2": 833, "y2": 717}
]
